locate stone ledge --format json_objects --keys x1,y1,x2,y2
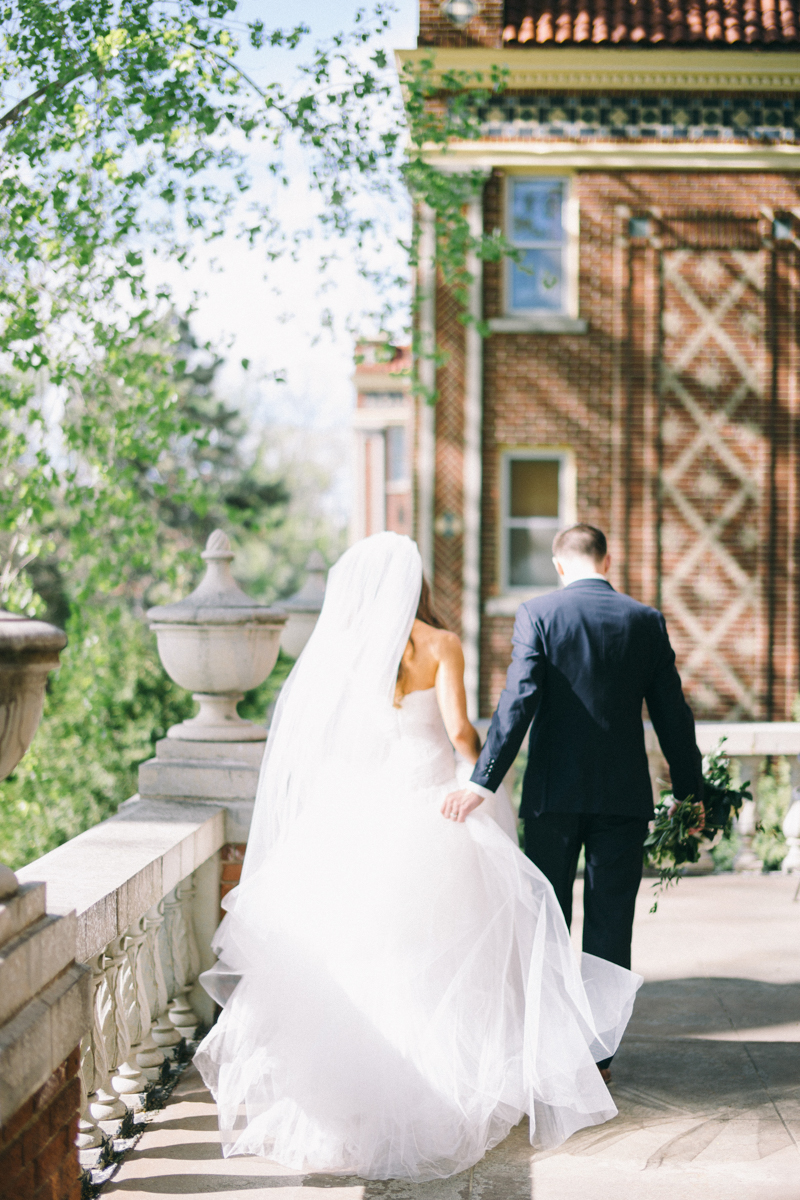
[
  {"x1": 0, "y1": 882, "x2": 45, "y2": 948},
  {"x1": 0, "y1": 964, "x2": 89, "y2": 1124},
  {"x1": 0, "y1": 911, "x2": 77, "y2": 1028},
  {"x1": 16, "y1": 800, "x2": 225, "y2": 961},
  {"x1": 645, "y1": 721, "x2": 800, "y2": 759},
  {"x1": 488, "y1": 316, "x2": 588, "y2": 334}
]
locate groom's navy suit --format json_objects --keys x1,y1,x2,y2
[{"x1": 470, "y1": 578, "x2": 702, "y2": 1017}]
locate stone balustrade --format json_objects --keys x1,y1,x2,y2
[{"x1": 14, "y1": 798, "x2": 226, "y2": 1168}]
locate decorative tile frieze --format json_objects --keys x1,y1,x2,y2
[{"x1": 471, "y1": 91, "x2": 800, "y2": 142}]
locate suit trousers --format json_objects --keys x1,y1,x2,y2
[{"x1": 523, "y1": 812, "x2": 649, "y2": 1069}]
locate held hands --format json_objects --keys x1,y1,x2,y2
[{"x1": 441, "y1": 788, "x2": 484, "y2": 823}]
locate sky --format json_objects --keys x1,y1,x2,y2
[{"x1": 151, "y1": 0, "x2": 419, "y2": 523}]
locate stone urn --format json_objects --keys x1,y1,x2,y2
[
  {"x1": 0, "y1": 610, "x2": 67, "y2": 897},
  {"x1": 147, "y1": 530, "x2": 287, "y2": 742},
  {"x1": 279, "y1": 550, "x2": 328, "y2": 659}
]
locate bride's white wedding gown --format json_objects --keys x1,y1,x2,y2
[{"x1": 194, "y1": 684, "x2": 642, "y2": 1181}]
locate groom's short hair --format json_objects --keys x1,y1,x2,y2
[{"x1": 552, "y1": 524, "x2": 607, "y2": 562}]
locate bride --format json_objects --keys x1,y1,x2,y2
[{"x1": 194, "y1": 531, "x2": 642, "y2": 1182}]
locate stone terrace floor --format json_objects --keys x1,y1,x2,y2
[{"x1": 106, "y1": 872, "x2": 800, "y2": 1200}]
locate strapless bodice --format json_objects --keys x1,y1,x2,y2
[{"x1": 393, "y1": 687, "x2": 456, "y2": 787}]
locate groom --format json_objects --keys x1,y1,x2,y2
[{"x1": 443, "y1": 524, "x2": 702, "y2": 1073}]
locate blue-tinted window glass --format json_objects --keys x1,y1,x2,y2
[
  {"x1": 511, "y1": 179, "x2": 564, "y2": 244},
  {"x1": 508, "y1": 528, "x2": 559, "y2": 587},
  {"x1": 386, "y1": 425, "x2": 407, "y2": 482},
  {"x1": 510, "y1": 249, "x2": 563, "y2": 312}
]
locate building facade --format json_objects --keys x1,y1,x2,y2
[
  {"x1": 399, "y1": 0, "x2": 800, "y2": 721},
  {"x1": 350, "y1": 342, "x2": 414, "y2": 543}
]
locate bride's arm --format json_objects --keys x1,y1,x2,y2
[{"x1": 435, "y1": 633, "x2": 482, "y2": 764}]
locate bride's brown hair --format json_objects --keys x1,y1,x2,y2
[{"x1": 395, "y1": 577, "x2": 446, "y2": 704}]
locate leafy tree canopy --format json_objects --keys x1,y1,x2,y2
[{"x1": 0, "y1": 0, "x2": 395, "y2": 605}]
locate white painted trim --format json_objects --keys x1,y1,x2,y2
[
  {"x1": 367, "y1": 432, "x2": 386, "y2": 535},
  {"x1": 421, "y1": 140, "x2": 800, "y2": 172},
  {"x1": 416, "y1": 204, "x2": 436, "y2": 580},
  {"x1": 488, "y1": 315, "x2": 588, "y2": 333},
  {"x1": 463, "y1": 192, "x2": 484, "y2": 722},
  {"x1": 352, "y1": 404, "x2": 413, "y2": 430}
]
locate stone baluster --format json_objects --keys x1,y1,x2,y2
[
  {"x1": 166, "y1": 878, "x2": 201, "y2": 1042},
  {"x1": 733, "y1": 755, "x2": 762, "y2": 872},
  {"x1": 130, "y1": 913, "x2": 166, "y2": 1081},
  {"x1": 782, "y1": 793, "x2": 800, "y2": 875},
  {"x1": 109, "y1": 928, "x2": 150, "y2": 1107},
  {"x1": 149, "y1": 899, "x2": 182, "y2": 1058},
  {"x1": 87, "y1": 952, "x2": 127, "y2": 1130},
  {"x1": 76, "y1": 1009, "x2": 105, "y2": 1164}
]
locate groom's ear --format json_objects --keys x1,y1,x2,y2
[{"x1": 553, "y1": 557, "x2": 565, "y2": 578}]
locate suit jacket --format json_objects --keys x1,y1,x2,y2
[{"x1": 470, "y1": 578, "x2": 703, "y2": 820}]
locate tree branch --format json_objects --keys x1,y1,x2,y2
[{"x1": 0, "y1": 63, "x2": 95, "y2": 133}]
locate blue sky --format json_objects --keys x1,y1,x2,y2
[{"x1": 154, "y1": 0, "x2": 419, "y2": 506}]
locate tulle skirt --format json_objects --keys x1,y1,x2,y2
[{"x1": 194, "y1": 766, "x2": 642, "y2": 1181}]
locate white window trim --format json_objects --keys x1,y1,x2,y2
[
  {"x1": 503, "y1": 175, "x2": 580, "y2": 321},
  {"x1": 493, "y1": 448, "x2": 577, "y2": 607}
]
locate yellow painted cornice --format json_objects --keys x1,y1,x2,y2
[{"x1": 395, "y1": 47, "x2": 800, "y2": 92}]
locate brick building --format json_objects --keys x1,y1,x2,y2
[
  {"x1": 350, "y1": 342, "x2": 414, "y2": 542},
  {"x1": 398, "y1": 0, "x2": 800, "y2": 722}
]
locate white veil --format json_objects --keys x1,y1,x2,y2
[{"x1": 241, "y1": 530, "x2": 422, "y2": 882}]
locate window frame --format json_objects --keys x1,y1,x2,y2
[
  {"x1": 504, "y1": 174, "x2": 579, "y2": 319},
  {"x1": 499, "y1": 449, "x2": 577, "y2": 596}
]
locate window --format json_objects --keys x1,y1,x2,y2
[
  {"x1": 362, "y1": 391, "x2": 405, "y2": 406},
  {"x1": 502, "y1": 453, "x2": 572, "y2": 590},
  {"x1": 386, "y1": 425, "x2": 408, "y2": 483},
  {"x1": 507, "y1": 178, "x2": 568, "y2": 314}
]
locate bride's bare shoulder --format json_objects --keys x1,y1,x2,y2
[{"x1": 413, "y1": 621, "x2": 462, "y2": 661}]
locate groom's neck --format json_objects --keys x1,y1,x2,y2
[{"x1": 558, "y1": 561, "x2": 608, "y2": 586}]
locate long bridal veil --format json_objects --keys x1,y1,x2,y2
[
  {"x1": 200, "y1": 531, "x2": 423, "y2": 1001},
  {"x1": 195, "y1": 532, "x2": 641, "y2": 1180}
]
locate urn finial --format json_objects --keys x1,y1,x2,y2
[{"x1": 147, "y1": 532, "x2": 286, "y2": 742}]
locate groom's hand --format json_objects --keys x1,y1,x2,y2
[{"x1": 441, "y1": 788, "x2": 484, "y2": 823}]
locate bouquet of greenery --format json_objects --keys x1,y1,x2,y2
[{"x1": 644, "y1": 739, "x2": 752, "y2": 911}]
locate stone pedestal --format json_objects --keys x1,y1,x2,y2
[
  {"x1": 137, "y1": 738, "x2": 263, "y2": 844},
  {"x1": 0, "y1": 882, "x2": 90, "y2": 1198}
]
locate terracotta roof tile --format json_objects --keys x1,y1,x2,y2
[{"x1": 500, "y1": 0, "x2": 800, "y2": 41}]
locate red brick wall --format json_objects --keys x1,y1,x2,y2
[
  {"x1": 472, "y1": 169, "x2": 800, "y2": 719},
  {"x1": 419, "y1": 0, "x2": 504, "y2": 46},
  {"x1": 220, "y1": 843, "x2": 245, "y2": 919},
  {"x1": 0, "y1": 1046, "x2": 82, "y2": 1200}
]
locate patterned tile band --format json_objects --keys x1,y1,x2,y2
[
  {"x1": 501, "y1": 0, "x2": 799, "y2": 45},
  {"x1": 469, "y1": 92, "x2": 800, "y2": 141}
]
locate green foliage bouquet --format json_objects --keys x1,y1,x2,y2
[{"x1": 644, "y1": 739, "x2": 752, "y2": 910}]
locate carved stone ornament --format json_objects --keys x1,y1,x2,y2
[
  {"x1": 279, "y1": 550, "x2": 328, "y2": 659},
  {"x1": 0, "y1": 610, "x2": 67, "y2": 897},
  {"x1": 147, "y1": 530, "x2": 286, "y2": 741},
  {"x1": 440, "y1": 0, "x2": 480, "y2": 27}
]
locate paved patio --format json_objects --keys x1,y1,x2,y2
[{"x1": 105, "y1": 872, "x2": 800, "y2": 1200}]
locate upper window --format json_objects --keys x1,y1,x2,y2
[
  {"x1": 502, "y1": 452, "x2": 573, "y2": 590},
  {"x1": 507, "y1": 178, "x2": 568, "y2": 315},
  {"x1": 386, "y1": 425, "x2": 408, "y2": 484}
]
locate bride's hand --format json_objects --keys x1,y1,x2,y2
[{"x1": 441, "y1": 788, "x2": 484, "y2": 823}]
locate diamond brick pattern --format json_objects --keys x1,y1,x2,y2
[{"x1": 659, "y1": 249, "x2": 767, "y2": 718}]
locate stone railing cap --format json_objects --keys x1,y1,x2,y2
[{"x1": 0, "y1": 611, "x2": 67, "y2": 655}]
